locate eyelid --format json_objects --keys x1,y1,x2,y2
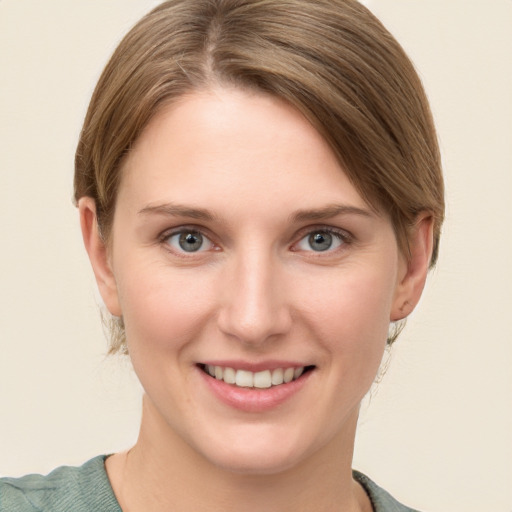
[
  {"x1": 291, "y1": 225, "x2": 353, "y2": 252},
  {"x1": 158, "y1": 225, "x2": 218, "y2": 254},
  {"x1": 158, "y1": 223, "x2": 213, "y2": 239},
  {"x1": 156, "y1": 223, "x2": 353, "y2": 255}
]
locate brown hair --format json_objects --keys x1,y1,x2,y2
[{"x1": 74, "y1": 0, "x2": 444, "y2": 350}]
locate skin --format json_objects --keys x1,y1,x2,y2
[{"x1": 80, "y1": 87, "x2": 433, "y2": 512}]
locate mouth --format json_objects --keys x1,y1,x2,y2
[{"x1": 198, "y1": 364, "x2": 315, "y2": 389}]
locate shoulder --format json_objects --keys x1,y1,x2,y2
[
  {"x1": 353, "y1": 471, "x2": 421, "y2": 512},
  {"x1": 0, "y1": 456, "x2": 121, "y2": 512}
]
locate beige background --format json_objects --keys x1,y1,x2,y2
[{"x1": 1, "y1": 1, "x2": 511, "y2": 510}]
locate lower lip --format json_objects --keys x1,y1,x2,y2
[{"x1": 199, "y1": 368, "x2": 313, "y2": 413}]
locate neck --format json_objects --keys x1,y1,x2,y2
[{"x1": 106, "y1": 396, "x2": 371, "y2": 512}]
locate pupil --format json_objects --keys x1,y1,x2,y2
[
  {"x1": 309, "y1": 232, "x2": 332, "y2": 251},
  {"x1": 179, "y1": 232, "x2": 203, "y2": 252}
]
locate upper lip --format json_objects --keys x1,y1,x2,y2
[{"x1": 199, "y1": 360, "x2": 313, "y2": 372}]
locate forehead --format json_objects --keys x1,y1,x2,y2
[{"x1": 118, "y1": 87, "x2": 371, "y2": 217}]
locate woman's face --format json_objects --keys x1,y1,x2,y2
[{"x1": 87, "y1": 87, "x2": 417, "y2": 474}]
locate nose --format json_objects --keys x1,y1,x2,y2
[{"x1": 217, "y1": 249, "x2": 292, "y2": 347}]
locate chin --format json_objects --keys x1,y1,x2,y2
[
  {"x1": 210, "y1": 447, "x2": 305, "y2": 476},
  {"x1": 194, "y1": 424, "x2": 322, "y2": 476}
]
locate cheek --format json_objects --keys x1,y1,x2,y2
[
  {"x1": 298, "y1": 264, "x2": 395, "y2": 366},
  {"x1": 116, "y1": 262, "x2": 218, "y2": 354}
]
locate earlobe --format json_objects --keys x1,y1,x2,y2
[
  {"x1": 390, "y1": 213, "x2": 434, "y2": 322},
  {"x1": 78, "y1": 198, "x2": 122, "y2": 317}
]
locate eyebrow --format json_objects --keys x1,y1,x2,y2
[
  {"x1": 138, "y1": 203, "x2": 217, "y2": 221},
  {"x1": 138, "y1": 202, "x2": 373, "y2": 223},
  {"x1": 290, "y1": 204, "x2": 374, "y2": 222}
]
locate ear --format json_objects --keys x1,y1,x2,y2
[
  {"x1": 390, "y1": 213, "x2": 434, "y2": 321},
  {"x1": 78, "y1": 197, "x2": 122, "y2": 317}
]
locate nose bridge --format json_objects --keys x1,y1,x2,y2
[{"x1": 218, "y1": 243, "x2": 291, "y2": 345}]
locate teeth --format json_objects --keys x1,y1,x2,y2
[
  {"x1": 271, "y1": 368, "x2": 284, "y2": 385},
  {"x1": 235, "y1": 370, "x2": 253, "y2": 387},
  {"x1": 294, "y1": 367, "x2": 304, "y2": 379},
  {"x1": 253, "y1": 370, "x2": 272, "y2": 389},
  {"x1": 223, "y1": 367, "x2": 236, "y2": 384},
  {"x1": 283, "y1": 367, "x2": 294, "y2": 383},
  {"x1": 205, "y1": 365, "x2": 307, "y2": 388}
]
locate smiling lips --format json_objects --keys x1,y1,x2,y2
[
  {"x1": 203, "y1": 365, "x2": 308, "y2": 389},
  {"x1": 199, "y1": 362, "x2": 314, "y2": 412}
]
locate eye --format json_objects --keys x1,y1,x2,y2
[
  {"x1": 295, "y1": 229, "x2": 346, "y2": 252},
  {"x1": 164, "y1": 230, "x2": 214, "y2": 253}
]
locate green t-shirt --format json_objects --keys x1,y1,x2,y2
[
  {"x1": 0, "y1": 457, "x2": 120, "y2": 512},
  {"x1": 0, "y1": 456, "x2": 419, "y2": 511}
]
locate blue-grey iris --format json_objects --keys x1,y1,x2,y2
[
  {"x1": 179, "y1": 232, "x2": 203, "y2": 252},
  {"x1": 309, "y1": 232, "x2": 332, "y2": 251}
]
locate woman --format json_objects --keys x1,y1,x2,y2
[{"x1": 0, "y1": 1, "x2": 443, "y2": 511}]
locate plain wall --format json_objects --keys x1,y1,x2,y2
[{"x1": 1, "y1": 1, "x2": 511, "y2": 510}]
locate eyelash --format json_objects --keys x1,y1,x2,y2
[
  {"x1": 158, "y1": 225, "x2": 353, "y2": 256},
  {"x1": 158, "y1": 226, "x2": 217, "y2": 257},
  {"x1": 292, "y1": 226, "x2": 352, "y2": 254}
]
